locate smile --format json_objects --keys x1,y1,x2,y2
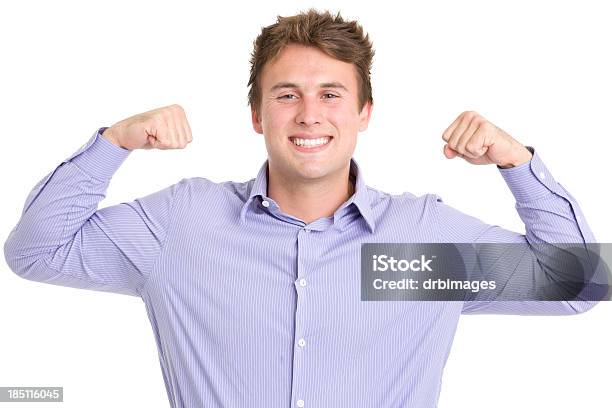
[{"x1": 290, "y1": 136, "x2": 332, "y2": 148}]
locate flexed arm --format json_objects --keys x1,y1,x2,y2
[
  {"x1": 4, "y1": 105, "x2": 192, "y2": 297},
  {"x1": 436, "y1": 111, "x2": 602, "y2": 314}
]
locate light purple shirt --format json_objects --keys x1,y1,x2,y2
[{"x1": 4, "y1": 127, "x2": 597, "y2": 407}]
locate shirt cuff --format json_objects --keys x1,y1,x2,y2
[
  {"x1": 497, "y1": 146, "x2": 559, "y2": 203},
  {"x1": 68, "y1": 127, "x2": 131, "y2": 181}
]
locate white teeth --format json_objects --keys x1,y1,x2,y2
[{"x1": 291, "y1": 137, "x2": 331, "y2": 147}]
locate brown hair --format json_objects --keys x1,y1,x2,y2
[{"x1": 247, "y1": 8, "x2": 375, "y2": 118}]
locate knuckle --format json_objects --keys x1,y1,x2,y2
[
  {"x1": 170, "y1": 104, "x2": 185, "y2": 115},
  {"x1": 464, "y1": 111, "x2": 476, "y2": 120},
  {"x1": 480, "y1": 121, "x2": 492, "y2": 132}
]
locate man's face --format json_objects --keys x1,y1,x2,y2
[{"x1": 252, "y1": 43, "x2": 372, "y2": 183}]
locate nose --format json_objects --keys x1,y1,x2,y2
[{"x1": 295, "y1": 95, "x2": 322, "y2": 126}]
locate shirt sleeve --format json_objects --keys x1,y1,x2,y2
[
  {"x1": 433, "y1": 146, "x2": 601, "y2": 315},
  {"x1": 3, "y1": 127, "x2": 182, "y2": 297}
]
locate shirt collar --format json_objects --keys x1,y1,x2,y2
[{"x1": 239, "y1": 158, "x2": 376, "y2": 233}]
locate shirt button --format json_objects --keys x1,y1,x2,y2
[
  {"x1": 297, "y1": 400, "x2": 305, "y2": 407},
  {"x1": 299, "y1": 278, "x2": 307, "y2": 287},
  {"x1": 576, "y1": 215, "x2": 581, "y2": 222},
  {"x1": 261, "y1": 200, "x2": 270, "y2": 208},
  {"x1": 538, "y1": 171, "x2": 546, "y2": 180},
  {"x1": 304, "y1": 228, "x2": 311, "y2": 233},
  {"x1": 297, "y1": 338, "x2": 306, "y2": 348}
]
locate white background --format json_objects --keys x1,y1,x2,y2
[{"x1": 1, "y1": 1, "x2": 611, "y2": 407}]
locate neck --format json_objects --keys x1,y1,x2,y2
[{"x1": 267, "y1": 162, "x2": 355, "y2": 224}]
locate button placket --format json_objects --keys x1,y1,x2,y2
[{"x1": 291, "y1": 225, "x2": 314, "y2": 408}]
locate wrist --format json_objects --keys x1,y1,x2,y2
[
  {"x1": 101, "y1": 127, "x2": 123, "y2": 148},
  {"x1": 498, "y1": 143, "x2": 533, "y2": 169}
]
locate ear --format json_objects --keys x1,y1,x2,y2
[
  {"x1": 358, "y1": 101, "x2": 373, "y2": 132},
  {"x1": 251, "y1": 107, "x2": 263, "y2": 134}
]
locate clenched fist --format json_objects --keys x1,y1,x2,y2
[
  {"x1": 441, "y1": 111, "x2": 532, "y2": 168},
  {"x1": 102, "y1": 104, "x2": 193, "y2": 150}
]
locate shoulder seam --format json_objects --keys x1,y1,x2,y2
[{"x1": 140, "y1": 179, "x2": 185, "y2": 297}]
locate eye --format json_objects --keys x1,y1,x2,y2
[
  {"x1": 323, "y1": 93, "x2": 339, "y2": 99},
  {"x1": 278, "y1": 94, "x2": 297, "y2": 100}
]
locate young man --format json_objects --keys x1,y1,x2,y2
[{"x1": 4, "y1": 9, "x2": 600, "y2": 408}]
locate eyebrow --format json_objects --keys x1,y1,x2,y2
[{"x1": 269, "y1": 81, "x2": 349, "y2": 92}]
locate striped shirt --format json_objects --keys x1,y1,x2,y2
[{"x1": 4, "y1": 127, "x2": 597, "y2": 407}]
